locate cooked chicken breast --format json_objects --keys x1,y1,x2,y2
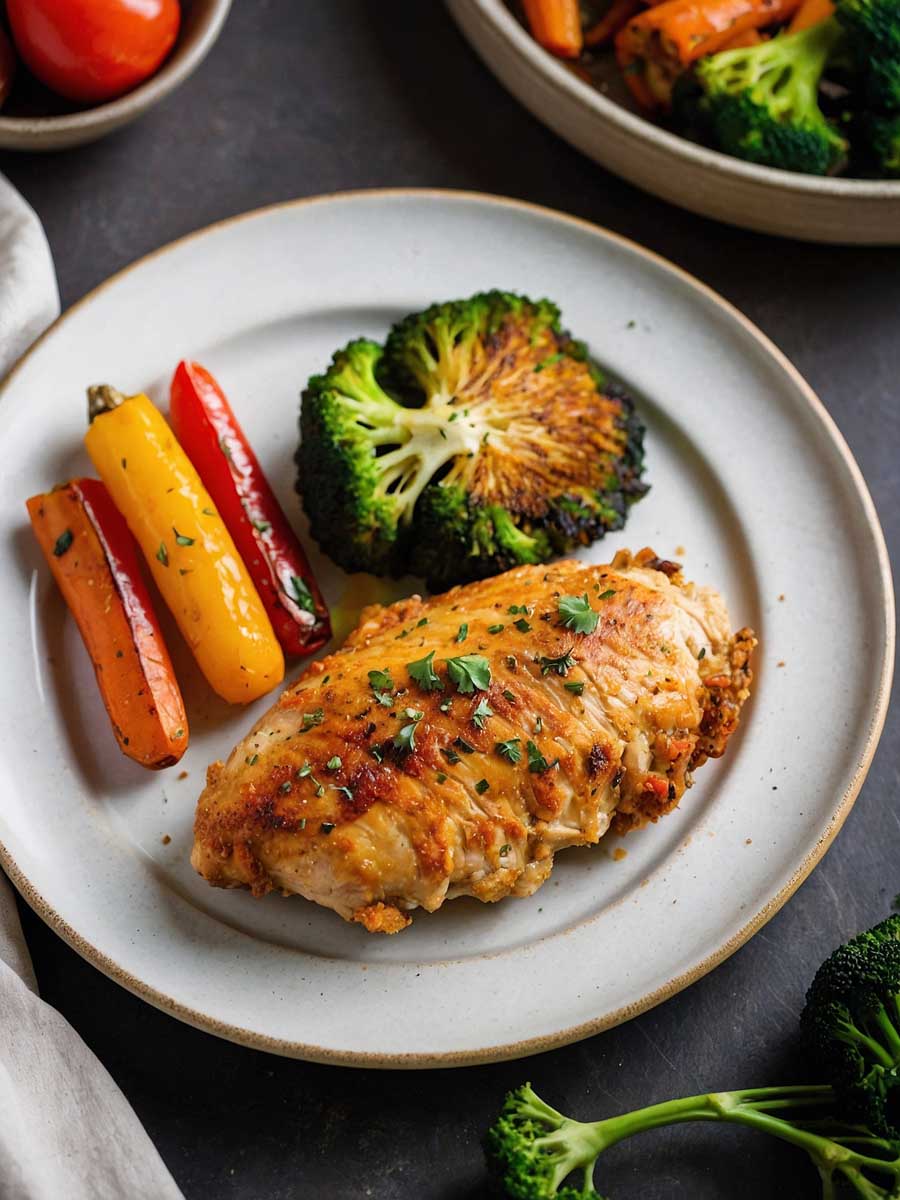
[{"x1": 192, "y1": 549, "x2": 755, "y2": 932}]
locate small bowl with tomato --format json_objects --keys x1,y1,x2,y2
[{"x1": 0, "y1": 0, "x2": 231, "y2": 151}]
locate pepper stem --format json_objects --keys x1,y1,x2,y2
[{"x1": 87, "y1": 384, "x2": 128, "y2": 423}]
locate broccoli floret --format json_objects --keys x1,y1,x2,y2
[
  {"x1": 486, "y1": 919, "x2": 900, "y2": 1199},
  {"x1": 694, "y1": 20, "x2": 848, "y2": 175},
  {"x1": 836, "y1": 0, "x2": 900, "y2": 110},
  {"x1": 856, "y1": 111, "x2": 900, "y2": 176},
  {"x1": 298, "y1": 292, "x2": 647, "y2": 590},
  {"x1": 802, "y1": 915, "x2": 900, "y2": 1138},
  {"x1": 487, "y1": 1081, "x2": 900, "y2": 1198}
]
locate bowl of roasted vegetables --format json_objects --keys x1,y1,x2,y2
[{"x1": 446, "y1": 0, "x2": 900, "y2": 242}]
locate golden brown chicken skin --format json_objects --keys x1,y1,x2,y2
[{"x1": 192, "y1": 549, "x2": 755, "y2": 932}]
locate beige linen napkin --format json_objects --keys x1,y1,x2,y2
[{"x1": 0, "y1": 174, "x2": 184, "y2": 1200}]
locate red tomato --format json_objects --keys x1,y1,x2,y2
[{"x1": 6, "y1": 0, "x2": 181, "y2": 105}]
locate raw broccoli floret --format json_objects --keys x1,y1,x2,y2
[
  {"x1": 297, "y1": 292, "x2": 647, "y2": 591},
  {"x1": 694, "y1": 19, "x2": 848, "y2": 175},
  {"x1": 836, "y1": 0, "x2": 900, "y2": 111},
  {"x1": 486, "y1": 918, "x2": 900, "y2": 1198},
  {"x1": 802, "y1": 914, "x2": 900, "y2": 1137}
]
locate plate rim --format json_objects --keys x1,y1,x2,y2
[
  {"x1": 446, "y1": 0, "x2": 900, "y2": 199},
  {"x1": 1, "y1": 188, "x2": 893, "y2": 1068}
]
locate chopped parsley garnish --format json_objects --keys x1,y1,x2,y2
[
  {"x1": 332, "y1": 786, "x2": 354, "y2": 803},
  {"x1": 201, "y1": 507, "x2": 216, "y2": 517},
  {"x1": 454, "y1": 737, "x2": 476, "y2": 754},
  {"x1": 495, "y1": 738, "x2": 522, "y2": 764},
  {"x1": 538, "y1": 649, "x2": 577, "y2": 677},
  {"x1": 439, "y1": 699, "x2": 453, "y2": 714},
  {"x1": 446, "y1": 653, "x2": 491, "y2": 694},
  {"x1": 407, "y1": 650, "x2": 443, "y2": 692},
  {"x1": 245, "y1": 753, "x2": 259, "y2": 766},
  {"x1": 487, "y1": 624, "x2": 504, "y2": 634},
  {"x1": 416, "y1": 617, "x2": 428, "y2": 628},
  {"x1": 502, "y1": 689, "x2": 516, "y2": 703},
  {"x1": 508, "y1": 604, "x2": 529, "y2": 615},
  {"x1": 179, "y1": 568, "x2": 193, "y2": 576},
  {"x1": 534, "y1": 351, "x2": 563, "y2": 373},
  {"x1": 440, "y1": 746, "x2": 461, "y2": 765},
  {"x1": 173, "y1": 527, "x2": 194, "y2": 547},
  {"x1": 513, "y1": 618, "x2": 531, "y2": 633},
  {"x1": 52, "y1": 529, "x2": 73, "y2": 557},
  {"x1": 534, "y1": 715, "x2": 543, "y2": 733},
  {"x1": 370, "y1": 745, "x2": 384, "y2": 764},
  {"x1": 598, "y1": 588, "x2": 616, "y2": 600},
  {"x1": 475, "y1": 778, "x2": 490, "y2": 794},
  {"x1": 506, "y1": 655, "x2": 518, "y2": 671},
  {"x1": 252, "y1": 518, "x2": 271, "y2": 533},
  {"x1": 558, "y1": 593, "x2": 599, "y2": 635},
  {"x1": 526, "y1": 740, "x2": 558, "y2": 774},
  {"x1": 698, "y1": 646, "x2": 706, "y2": 660},
  {"x1": 499, "y1": 843, "x2": 511, "y2": 856},
  {"x1": 394, "y1": 712, "x2": 423, "y2": 754},
  {"x1": 472, "y1": 698, "x2": 494, "y2": 729},
  {"x1": 219, "y1": 436, "x2": 232, "y2": 459},
  {"x1": 156, "y1": 542, "x2": 169, "y2": 567},
  {"x1": 298, "y1": 818, "x2": 307, "y2": 830},
  {"x1": 278, "y1": 780, "x2": 292, "y2": 794},
  {"x1": 289, "y1": 575, "x2": 316, "y2": 614},
  {"x1": 320, "y1": 822, "x2": 335, "y2": 835},
  {"x1": 368, "y1": 668, "x2": 394, "y2": 706},
  {"x1": 456, "y1": 623, "x2": 469, "y2": 643},
  {"x1": 300, "y1": 708, "x2": 324, "y2": 731},
  {"x1": 564, "y1": 681, "x2": 585, "y2": 696},
  {"x1": 325, "y1": 756, "x2": 342, "y2": 771},
  {"x1": 436, "y1": 772, "x2": 448, "y2": 784}
]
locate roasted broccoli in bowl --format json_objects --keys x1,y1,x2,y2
[{"x1": 297, "y1": 292, "x2": 647, "y2": 592}]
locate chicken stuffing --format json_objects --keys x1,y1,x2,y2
[{"x1": 192, "y1": 549, "x2": 755, "y2": 932}]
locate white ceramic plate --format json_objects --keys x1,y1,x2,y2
[
  {"x1": 446, "y1": 0, "x2": 900, "y2": 244},
  {"x1": 0, "y1": 191, "x2": 892, "y2": 1066}
]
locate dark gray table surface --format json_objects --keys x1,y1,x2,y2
[{"x1": 2, "y1": 3, "x2": 898, "y2": 1198}]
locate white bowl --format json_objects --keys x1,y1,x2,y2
[
  {"x1": 447, "y1": 0, "x2": 900, "y2": 243},
  {"x1": 0, "y1": 0, "x2": 231, "y2": 152}
]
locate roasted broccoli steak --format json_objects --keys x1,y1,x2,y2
[{"x1": 297, "y1": 292, "x2": 647, "y2": 592}]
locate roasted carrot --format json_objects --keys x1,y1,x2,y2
[
  {"x1": 27, "y1": 479, "x2": 188, "y2": 769},
  {"x1": 523, "y1": 0, "x2": 584, "y2": 57},
  {"x1": 585, "y1": 0, "x2": 643, "y2": 47},
  {"x1": 85, "y1": 385, "x2": 285, "y2": 706},
  {"x1": 716, "y1": 26, "x2": 766, "y2": 46},
  {"x1": 789, "y1": 0, "x2": 833, "y2": 30},
  {"x1": 615, "y1": 0, "x2": 804, "y2": 108}
]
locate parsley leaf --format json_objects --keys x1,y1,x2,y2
[
  {"x1": 454, "y1": 737, "x2": 475, "y2": 754},
  {"x1": 526, "y1": 740, "x2": 558, "y2": 774},
  {"x1": 52, "y1": 529, "x2": 73, "y2": 557},
  {"x1": 406, "y1": 650, "x2": 443, "y2": 692},
  {"x1": 495, "y1": 738, "x2": 522, "y2": 764},
  {"x1": 564, "y1": 680, "x2": 585, "y2": 696},
  {"x1": 446, "y1": 654, "x2": 491, "y2": 694},
  {"x1": 558, "y1": 593, "x2": 599, "y2": 635},
  {"x1": 487, "y1": 624, "x2": 504, "y2": 634},
  {"x1": 173, "y1": 527, "x2": 194, "y2": 547},
  {"x1": 156, "y1": 542, "x2": 169, "y2": 567},
  {"x1": 475, "y1": 779, "x2": 490, "y2": 794},
  {"x1": 393, "y1": 713, "x2": 423, "y2": 754},
  {"x1": 598, "y1": 588, "x2": 616, "y2": 600},
  {"x1": 513, "y1": 618, "x2": 531, "y2": 633},
  {"x1": 456, "y1": 623, "x2": 468, "y2": 643},
  {"x1": 472, "y1": 698, "x2": 494, "y2": 729},
  {"x1": 538, "y1": 649, "x2": 577, "y2": 677},
  {"x1": 300, "y1": 708, "x2": 324, "y2": 731},
  {"x1": 325, "y1": 756, "x2": 342, "y2": 771},
  {"x1": 289, "y1": 575, "x2": 316, "y2": 614},
  {"x1": 440, "y1": 746, "x2": 461, "y2": 765},
  {"x1": 368, "y1": 668, "x2": 393, "y2": 706}
]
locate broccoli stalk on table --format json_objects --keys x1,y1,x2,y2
[
  {"x1": 693, "y1": 18, "x2": 848, "y2": 175},
  {"x1": 296, "y1": 291, "x2": 647, "y2": 593},
  {"x1": 486, "y1": 916, "x2": 900, "y2": 1199}
]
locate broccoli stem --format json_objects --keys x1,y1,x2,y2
[{"x1": 550, "y1": 1086, "x2": 900, "y2": 1194}]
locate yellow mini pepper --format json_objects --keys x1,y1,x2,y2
[{"x1": 85, "y1": 385, "x2": 284, "y2": 704}]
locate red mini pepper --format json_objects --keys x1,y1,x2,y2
[
  {"x1": 27, "y1": 478, "x2": 188, "y2": 769},
  {"x1": 169, "y1": 360, "x2": 330, "y2": 657}
]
